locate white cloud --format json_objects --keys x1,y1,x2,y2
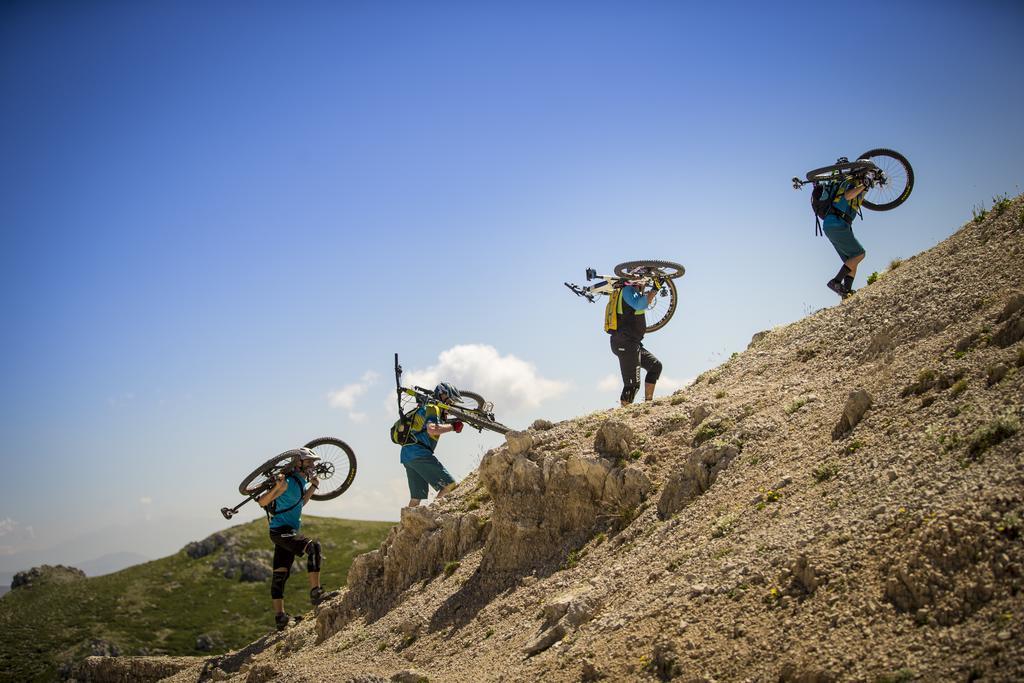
[
  {"x1": 328, "y1": 371, "x2": 380, "y2": 420},
  {"x1": 405, "y1": 345, "x2": 567, "y2": 413},
  {"x1": 598, "y1": 374, "x2": 619, "y2": 392},
  {"x1": 0, "y1": 517, "x2": 17, "y2": 536},
  {"x1": 657, "y1": 375, "x2": 695, "y2": 393},
  {"x1": 139, "y1": 497, "x2": 152, "y2": 505}
]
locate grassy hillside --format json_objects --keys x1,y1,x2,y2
[{"x1": 0, "y1": 516, "x2": 393, "y2": 682}]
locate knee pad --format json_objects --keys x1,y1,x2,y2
[
  {"x1": 270, "y1": 569, "x2": 290, "y2": 599},
  {"x1": 306, "y1": 540, "x2": 322, "y2": 573},
  {"x1": 646, "y1": 360, "x2": 663, "y2": 384}
]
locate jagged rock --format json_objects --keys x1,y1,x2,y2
[
  {"x1": 505, "y1": 430, "x2": 535, "y2": 455},
  {"x1": 246, "y1": 663, "x2": 281, "y2": 683},
  {"x1": 657, "y1": 441, "x2": 739, "y2": 519},
  {"x1": 213, "y1": 549, "x2": 274, "y2": 582},
  {"x1": 748, "y1": 330, "x2": 770, "y2": 348},
  {"x1": 992, "y1": 310, "x2": 1024, "y2": 348},
  {"x1": 647, "y1": 639, "x2": 681, "y2": 681},
  {"x1": 997, "y1": 291, "x2": 1024, "y2": 322},
  {"x1": 530, "y1": 419, "x2": 554, "y2": 431},
  {"x1": 779, "y1": 661, "x2": 837, "y2": 683},
  {"x1": 396, "y1": 616, "x2": 424, "y2": 637},
  {"x1": 10, "y1": 564, "x2": 85, "y2": 590},
  {"x1": 318, "y1": 507, "x2": 487, "y2": 641},
  {"x1": 788, "y1": 554, "x2": 819, "y2": 596},
  {"x1": 955, "y1": 330, "x2": 983, "y2": 353},
  {"x1": 593, "y1": 419, "x2": 634, "y2": 458},
  {"x1": 89, "y1": 638, "x2": 122, "y2": 657},
  {"x1": 184, "y1": 532, "x2": 234, "y2": 559},
  {"x1": 195, "y1": 633, "x2": 218, "y2": 651},
  {"x1": 831, "y1": 389, "x2": 873, "y2": 440},
  {"x1": 987, "y1": 363, "x2": 1009, "y2": 386},
  {"x1": 866, "y1": 329, "x2": 894, "y2": 357},
  {"x1": 523, "y1": 622, "x2": 567, "y2": 656},
  {"x1": 581, "y1": 659, "x2": 604, "y2": 682},
  {"x1": 72, "y1": 656, "x2": 197, "y2": 682},
  {"x1": 690, "y1": 405, "x2": 710, "y2": 428},
  {"x1": 478, "y1": 448, "x2": 650, "y2": 577},
  {"x1": 391, "y1": 671, "x2": 429, "y2": 683}
]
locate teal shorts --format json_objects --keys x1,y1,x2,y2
[
  {"x1": 404, "y1": 455, "x2": 456, "y2": 500},
  {"x1": 823, "y1": 219, "x2": 865, "y2": 262}
]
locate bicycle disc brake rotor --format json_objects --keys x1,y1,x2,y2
[{"x1": 316, "y1": 462, "x2": 335, "y2": 480}]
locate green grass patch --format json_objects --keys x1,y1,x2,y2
[
  {"x1": 991, "y1": 193, "x2": 1011, "y2": 217},
  {"x1": 0, "y1": 516, "x2": 393, "y2": 682},
  {"x1": 888, "y1": 257, "x2": 904, "y2": 271},
  {"x1": 949, "y1": 378, "x2": 968, "y2": 398},
  {"x1": 866, "y1": 271, "x2": 879, "y2": 285},
  {"x1": 785, "y1": 397, "x2": 808, "y2": 415},
  {"x1": 966, "y1": 415, "x2": 1020, "y2": 459},
  {"x1": 812, "y1": 462, "x2": 840, "y2": 483},
  {"x1": 443, "y1": 561, "x2": 461, "y2": 578}
]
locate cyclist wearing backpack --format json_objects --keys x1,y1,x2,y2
[
  {"x1": 606, "y1": 284, "x2": 662, "y2": 406},
  {"x1": 257, "y1": 448, "x2": 338, "y2": 631},
  {"x1": 818, "y1": 176, "x2": 870, "y2": 298},
  {"x1": 400, "y1": 382, "x2": 463, "y2": 508}
]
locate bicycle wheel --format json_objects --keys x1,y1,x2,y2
[
  {"x1": 453, "y1": 390, "x2": 486, "y2": 411},
  {"x1": 804, "y1": 159, "x2": 876, "y2": 182},
  {"x1": 614, "y1": 260, "x2": 685, "y2": 279},
  {"x1": 857, "y1": 148, "x2": 914, "y2": 211},
  {"x1": 238, "y1": 452, "x2": 298, "y2": 497},
  {"x1": 303, "y1": 437, "x2": 357, "y2": 501},
  {"x1": 645, "y1": 277, "x2": 678, "y2": 333}
]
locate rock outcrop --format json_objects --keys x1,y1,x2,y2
[{"x1": 10, "y1": 564, "x2": 85, "y2": 590}]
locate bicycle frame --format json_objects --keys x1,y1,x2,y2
[
  {"x1": 791, "y1": 157, "x2": 880, "y2": 189},
  {"x1": 394, "y1": 354, "x2": 510, "y2": 434},
  {"x1": 564, "y1": 269, "x2": 666, "y2": 303}
]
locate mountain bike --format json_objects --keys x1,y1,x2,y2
[
  {"x1": 394, "y1": 353, "x2": 512, "y2": 436},
  {"x1": 564, "y1": 259, "x2": 685, "y2": 333},
  {"x1": 219, "y1": 437, "x2": 357, "y2": 519},
  {"x1": 791, "y1": 148, "x2": 914, "y2": 211}
]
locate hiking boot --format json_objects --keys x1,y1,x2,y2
[
  {"x1": 275, "y1": 611, "x2": 290, "y2": 632},
  {"x1": 310, "y1": 586, "x2": 339, "y2": 606},
  {"x1": 826, "y1": 279, "x2": 847, "y2": 299}
]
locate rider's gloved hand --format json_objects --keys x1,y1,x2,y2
[{"x1": 451, "y1": 420, "x2": 464, "y2": 434}]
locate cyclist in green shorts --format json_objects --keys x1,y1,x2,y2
[
  {"x1": 822, "y1": 176, "x2": 870, "y2": 299},
  {"x1": 400, "y1": 382, "x2": 463, "y2": 509}
]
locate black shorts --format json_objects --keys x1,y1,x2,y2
[{"x1": 269, "y1": 527, "x2": 311, "y2": 570}]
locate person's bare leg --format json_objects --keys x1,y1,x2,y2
[
  {"x1": 644, "y1": 382, "x2": 656, "y2": 401},
  {"x1": 407, "y1": 498, "x2": 421, "y2": 508},
  {"x1": 273, "y1": 598, "x2": 284, "y2": 613},
  {"x1": 846, "y1": 252, "x2": 865, "y2": 278},
  {"x1": 308, "y1": 571, "x2": 319, "y2": 589}
]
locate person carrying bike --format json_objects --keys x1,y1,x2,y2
[
  {"x1": 606, "y1": 283, "x2": 663, "y2": 406},
  {"x1": 822, "y1": 176, "x2": 870, "y2": 299},
  {"x1": 400, "y1": 382, "x2": 463, "y2": 509},
  {"x1": 257, "y1": 448, "x2": 338, "y2": 631}
]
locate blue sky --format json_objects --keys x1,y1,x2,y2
[{"x1": 2, "y1": 0, "x2": 1023, "y2": 571}]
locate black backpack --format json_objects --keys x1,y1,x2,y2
[{"x1": 811, "y1": 181, "x2": 837, "y2": 235}]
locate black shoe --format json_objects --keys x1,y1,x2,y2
[
  {"x1": 275, "y1": 612, "x2": 290, "y2": 632},
  {"x1": 826, "y1": 279, "x2": 847, "y2": 298},
  {"x1": 310, "y1": 586, "x2": 339, "y2": 606}
]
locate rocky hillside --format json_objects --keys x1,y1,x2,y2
[
  {"x1": 78, "y1": 196, "x2": 1023, "y2": 683},
  {"x1": 0, "y1": 516, "x2": 392, "y2": 682}
]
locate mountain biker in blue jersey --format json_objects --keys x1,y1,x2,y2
[
  {"x1": 400, "y1": 382, "x2": 463, "y2": 509},
  {"x1": 823, "y1": 176, "x2": 870, "y2": 299},
  {"x1": 257, "y1": 448, "x2": 338, "y2": 631},
  {"x1": 605, "y1": 284, "x2": 662, "y2": 406}
]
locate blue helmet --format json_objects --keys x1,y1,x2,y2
[{"x1": 433, "y1": 382, "x2": 462, "y2": 403}]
